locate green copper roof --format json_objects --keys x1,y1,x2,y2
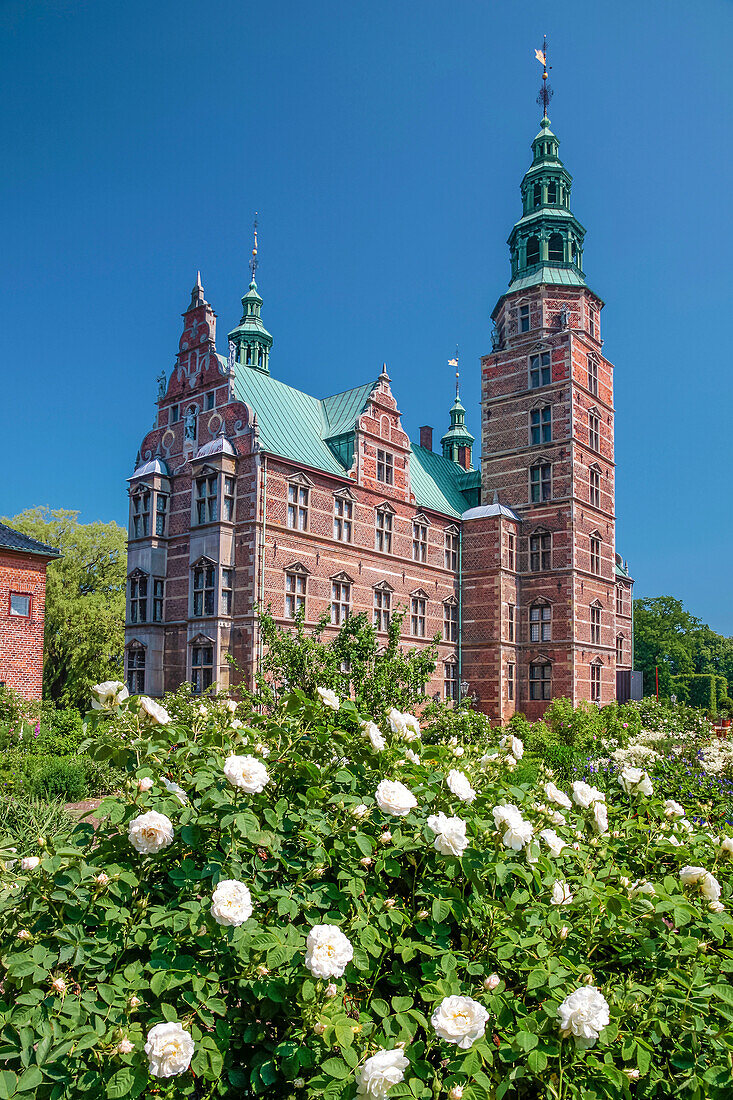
[
  {"x1": 508, "y1": 264, "x2": 588, "y2": 293},
  {"x1": 322, "y1": 382, "x2": 379, "y2": 438},
  {"x1": 410, "y1": 445, "x2": 477, "y2": 517}
]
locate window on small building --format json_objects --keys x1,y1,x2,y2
[
  {"x1": 590, "y1": 466, "x2": 601, "y2": 509},
  {"x1": 526, "y1": 237, "x2": 540, "y2": 266},
  {"x1": 196, "y1": 475, "x2": 218, "y2": 524},
  {"x1": 530, "y1": 352, "x2": 551, "y2": 388},
  {"x1": 287, "y1": 483, "x2": 309, "y2": 530},
  {"x1": 155, "y1": 494, "x2": 168, "y2": 536},
  {"x1": 590, "y1": 535, "x2": 602, "y2": 576},
  {"x1": 126, "y1": 646, "x2": 145, "y2": 694},
  {"x1": 153, "y1": 579, "x2": 164, "y2": 622},
  {"x1": 507, "y1": 663, "x2": 515, "y2": 701},
  {"x1": 590, "y1": 662, "x2": 601, "y2": 701},
  {"x1": 530, "y1": 406, "x2": 552, "y2": 445},
  {"x1": 373, "y1": 586, "x2": 391, "y2": 631},
  {"x1": 192, "y1": 645, "x2": 214, "y2": 695},
  {"x1": 547, "y1": 180, "x2": 557, "y2": 204},
  {"x1": 411, "y1": 594, "x2": 427, "y2": 637},
  {"x1": 587, "y1": 356, "x2": 599, "y2": 396},
  {"x1": 376, "y1": 450, "x2": 394, "y2": 485},
  {"x1": 413, "y1": 520, "x2": 428, "y2": 563},
  {"x1": 444, "y1": 661, "x2": 458, "y2": 701},
  {"x1": 375, "y1": 508, "x2": 393, "y2": 553},
  {"x1": 589, "y1": 411, "x2": 600, "y2": 452},
  {"x1": 205, "y1": 392, "x2": 215, "y2": 411},
  {"x1": 221, "y1": 569, "x2": 234, "y2": 615},
  {"x1": 530, "y1": 463, "x2": 552, "y2": 503},
  {"x1": 530, "y1": 532, "x2": 551, "y2": 572},
  {"x1": 445, "y1": 528, "x2": 459, "y2": 571},
  {"x1": 508, "y1": 603, "x2": 515, "y2": 642},
  {"x1": 223, "y1": 477, "x2": 236, "y2": 522},
  {"x1": 334, "y1": 496, "x2": 353, "y2": 542},
  {"x1": 616, "y1": 586, "x2": 623, "y2": 616},
  {"x1": 590, "y1": 603, "x2": 602, "y2": 645},
  {"x1": 331, "y1": 579, "x2": 351, "y2": 626},
  {"x1": 519, "y1": 303, "x2": 530, "y2": 332},
  {"x1": 548, "y1": 233, "x2": 564, "y2": 262},
  {"x1": 132, "y1": 491, "x2": 151, "y2": 538},
  {"x1": 9, "y1": 592, "x2": 31, "y2": 617},
  {"x1": 130, "y1": 574, "x2": 148, "y2": 623},
  {"x1": 444, "y1": 600, "x2": 458, "y2": 642},
  {"x1": 508, "y1": 532, "x2": 517, "y2": 571},
  {"x1": 530, "y1": 602, "x2": 552, "y2": 642},
  {"x1": 529, "y1": 661, "x2": 552, "y2": 700},
  {"x1": 616, "y1": 635, "x2": 624, "y2": 665},
  {"x1": 192, "y1": 563, "x2": 216, "y2": 616},
  {"x1": 285, "y1": 570, "x2": 306, "y2": 619}
]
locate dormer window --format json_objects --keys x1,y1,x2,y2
[
  {"x1": 287, "y1": 481, "x2": 309, "y2": 530},
  {"x1": 376, "y1": 450, "x2": 394, "y2": 485}
]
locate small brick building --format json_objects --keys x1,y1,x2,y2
[
  {"x1": 125, "y1": 108, "x2": 635, "y2": 721},
  {"x1": 0, "y1": 523, "x2": 60, "y2": 700}
]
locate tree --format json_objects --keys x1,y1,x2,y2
[
  {"x1": 633, "y1": 595, "x2": 733, "y2": 698},
  {"x1": 2, "y1": 508, "x2": 126, "y2": 710}
]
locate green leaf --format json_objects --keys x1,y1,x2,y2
[
  {"x1": 514, "y1": 1031, "x2": 538, "y2": 1052},
  {"x1": 321, "y1": 1058, "x2": 351, "y2": 1080},
  {"x1": 15, "y1": 1068, "x2": 42, "y2": 1094},
  {"x1": 432, "y1": 897, "x2": 451, "y2": 922},
  {"x1": 0, "y1": 1071, "x2": 17, "y2": 1099},
  {"x1": 527, "y1": 1049, "x2": 548, "y2": 1073}
]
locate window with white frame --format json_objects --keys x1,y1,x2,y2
[
  {"x1": 508, "y1": 603, "x2": 516, "y2": 642},
  {"x1": 192, "y1": 563, "x2": 216, "y2": 616},
  {"x1": 126, "y1": 645, "x2": 145, "y2": 694},
  {"x1": 285, "y1": 569, "x2": 307, "y2": 618},
  {"x1": 530, "y1": 462, "x2": 552, "y2": 503},
  {"x1": 131, "y1": 490, "x2": 151, "y2": 537},
  {"x1": 192, "y1": 644, "x2": 214, "y2": 695},
  {"x1": 590, "y1": 662, "x2": 601, "y2": 701},
  {"x1": 287, "y1": 482, "x2": 309, "y2": 531},
  {"x1": 444, "y1": 660, "x2": 458, "y2": 701},
  {"x1": 589, "y1": 410, "x2": 600, "y2": 452},
  {"x1": 530, "y1": 406, "x2": 552, "y2": 445},
  {"x1": 9, "y1": 592, "x2": 31, "y2": 617},
  {"x1": 530, "y1": 532, "x2": 551, "y2": 571},
  {"x1": 373, "y1": 585, "x2": 391, "y2": 631},
  {"x1": 445, "y1": 528, "x2": 459, "y2": 571},
  {"x1": 443, "y1": 599, "x2": 458, "y2": 642},
  {"x1": 195, "y1": 474, "x2": 218, "y2": 524},
  {"x1": 333, "y1": 495, "x2": 353, "y2": 542},
  {"x1": 529, "y1": 661, "x2": 552, "y2": 700},
  {"x1": 155, "y1": 494, "x2": 168, "y2": 536},
  {"x1": 130, "y1": 573, "x2": 148, "y2": 623},
  {"x1": 376, "y1": 450, "x2": 394, "y2": 485},
  {"x1": 590, "y1": 535, "x2": 602, "y2": 576},
  {"x1": 589, "y1": 308, "x2": 597, "y2": 341},
  {"x1": 590, "y1": 603, "x2": 602, "y2": 645},
  {"x1": 375, "y1": 507, "x2": 393, "y2": 553},
  {"x1": 223, "y1": 476, "x2": 236, "y2": 522},
  {"x1": 411, "y1": 593, "x2": 427, "y2": 637},
  {"x1": 413, "y1": 519, "x2": 428, "y2": 562},
  {"x1": 587, "y1": 356, "x2": 599, "y2": 396},
  {"x1": 331, "y1": 578, "x2": 351, "y2": 626},
  {"x1": 616, "y1": 586, "x2": 623, "y2": 616},
  {"x1": 529, "y1": 351, "x2": 551, "y2": 388},
  {"x1": 530, "y1": 602, "x2": 552, "y2": 642},
  {"x1": 590, "y1": 465, "x2": 601, "y2": 508},
  {"x1": 616, "y1": 635, "x2": 624, "y2": 665},
  {"x1": 508, "y1": 532, "x2": 517, "y2": 571},
  {"x1": 507, "y1": 662, "x2": 515, "y2": 701}
]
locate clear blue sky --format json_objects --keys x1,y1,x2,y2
[{"x1": 4, "y1": 0, "x2": 732, "y2": 633}]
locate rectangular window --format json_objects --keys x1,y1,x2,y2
[
  {"x1": 508, "y1": 603, "x2": 515, "y2": 642},
  {"x1": 375, "y1": 509, "x2": 393, "y2": 553},
  {"x1": 445, "y1": 529, "x2": 459, "y2": 571},
  {"x1": 590, "y1": 467, "x2": 601, "y2": 508},
  {"x1": 530, "y1": 604, "x2": 552, "y2": 642},
  {"x1": 155, "y1": 494, "x2": 168, "y2": 536},
  {"x1": 376, "y1": 450, "x2": 394, "y2": 485},
  {"x1": 530, "y1": 662, "x2": 552, "y2": 701},
  {"x1": 530, "y1": 533, "x2": 551, "y2": 572},
  {"x1": 530, "y1": 406, "x2": 552, "y2": 444},
  {"x1": 444, "y1": 662, "x2": 458, "y2": 701},
  {"x1": 331, "y1": 580, "x2": 351, "y2": 626},
  {"x1": 589, "y1": 412, "x2": 600, "y2": 452},
  {"x1": 373, "y1": 587, "x2": 391, "y2": 631},
  {"x1": 444, "y1": 601, "x2": 458, "y2": 642},
  {"x1": 192, "y1": 645, "x2": 214, "y2": 695},
  {"x1": 590, "y1": 604, "x2": 601, "y2": 645},
  {"x1": 132, "y1": 491, "x2": 151, "y2": 538},
  {"x1": 616, "y1": 636, "x2": 624, "y2": 665},
  {"x1": 130, "y1": 575, "x2": 148, "y2": 623},
  {"x1": 590, "y1": 536, "x2": 601, "y2": 576},
  {"x1": 193, "y1": 564, "x2": 216, "y2": 616},
  {"x1": 589, "y1": 309, "x2": 597, "y2": 341},
  {"x1": 508, "y1": 532, "x2": 516, "y2": 571},
  {"x1": 170, "y1": 405, "x2": 179, "y2": 424},
  {"x1": 9, "y1": 592, "x2": 31, "y2": 617},
  {"x1": 196, "y1": 475, "x2": 218, "y2": 524},
  {"x1": 529, "y1": 352, "x2": 551, "y2": 388},
  {"x1": 127, "y1": 648, "x2": 145, "y2": 694},
  {"x1": 588, "y1": 357, "x2": 599, "y2": 396},
  {"x1": 590, "y1": 663, "x2": 601, "y2": 701},
  {"x1": 616, "y1": 586, "x2": 623, "y2": 616},
  {"x1": 333, "y1": 497, "x2": 353, "y2": 542},
  {"x1": 205, "y1": 392, "x2": 215, "y2": 410},
  {"x1": 413, "y1": 521, "x2": 428, "y2": 563},
  {"x1": 519, "y1": 304, "x2": 530, "y2": 332},
  {"x1": 223, "y1": 477, "x2": 236, "y2": 522},
  {"x1": 153, "y1": 579, "x2": 164, "y2": 622},
  {"x1": 411, "y1": 595, "x2": 426, "y2": 637},
  {"x1": 221, "y1": 568, "x2": 234, "y2": 615},
  {"x1": 285, "y1": 571, "x2": 306, "y2": 619},
  {"x1": 507, "y1": 663, "x2": 515, "y2": 701},
  {"x1": 530, "y1": 463, "x2": 552, "y2": 503},
  {"x1": 287, "y1": 483, "x2": 309, "y2": 530}
]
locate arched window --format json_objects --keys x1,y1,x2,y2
[
  {"x1": 548, "y1": 233, "x2": 564, "y2": 262},
  {"x1": 526, "y1": 236, "x2": 541, "y2": 266},
  {"x1": 547, "y1": 180, "x2": 557, "y2": 204},
  {"x1": 530, "y1": 661, "x2": 552, "y2": 701},
  {"x1": 533, "y1": 183, "x2": 541, "y2": 207}
]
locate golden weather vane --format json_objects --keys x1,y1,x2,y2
[
  {"x1": 535, "y1": 35, "x2": 553, "y2": 118},
  {"x1": 250, "y1": 213, "x2": 259, "y2": 282}
]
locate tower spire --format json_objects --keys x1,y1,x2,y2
[
  {"x1": 249, "y1": 213, "x2": 259, "y2": 286},
  {"x1": 535, "y1": 35, "x2": 553, "y2": 120},
  {"x1": 228, "y1": 214, "x2": 273, "y2": 374},
  {"x1": 441, "y1": 351, "x2": 474, "y2": 469}
]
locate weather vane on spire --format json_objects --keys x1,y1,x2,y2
[
  {"x1": 448, "y1": 346, "x2": 460, "y2": 396},
  {"x1": 250, "y1": 213, "x2": 259, "y2": 283},
  {"x1": 535, "y1": 35, "x2": 553, "y2": 118}
]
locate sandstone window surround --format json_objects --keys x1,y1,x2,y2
[
  {"x1": 443, "y1": 597, "x2": 458, "y2": 643},
  {"x1": 375, "y1": 503, "x2": 395, "y2": 554},
  {"x1": 519, "y1": 302, "x2": 531, "y2": 332},
  {"x1": 412, "y1": 514, "x2": 430, "y2": 563},
  {"x1": 373, "y1": 582, "x2": 392, "y2": 632},
  {"x1": 284, "y1": 562, "x2": 309, "y2": 619},
  {"x1": 590, "y1": 601, "x2": 602, "y2": 645},
  {"x1": 589, "y1": 464, "x2": 601, "y2": 509},
  {"x1": 410, "y1": 590, "x2": 428, "y2": 638},
  {"x1": 129, "y1": 570, "x2": 148, "y2": 623},
  {"x1": 529, "y1": 658, "x2": 552, "y2": 701},
  {"x1": 616, "y1": 633, "x2": 625, "y2": 665},
  {"x1": 444, "y1": 526, "x2": 459, "y2": 571},
  {"x1": 330, "y1": 572, "x2": 352, "y2": 626},
  {"x1": 530, "y1": 404, "x2": 552, "y2": 445},
  {"x1": 333, "y1": 489, "x2": 355, "y2": 543},
  {"x1": 508, "y1": 602, "x2": 516, "y2": 642},
  {"x1": 529, "y1": 351, "x2": 551, "y2": 388},
  {"x1": 590, "y1": 659, "x2": 602, "y2": 701},
  {"x1": 286, "y1": 474, "x2": 311, "y2": 532},
  {"x1": 190, "y1": 635, "x2": 215, "y2": 695},
  {"x1": 530, "y1": 461, "x2": 552, "y2": 503},
  {"x1": 529, "y1": 530, "x2": 552, "y2": 572},
  {"x1": 443, "y1": 656, "x2": 458, "y2": 701},
  {"x1": 195, "y1": 472, "x2": 219, "y2": 525},
  {"x1": 507, "y1": 662, "x2": 515, "y2": 701},
  {"x1": 589, "y1": 531, "x2": 602, "y2": 576},
  {"x1": 530, "y1": 600, "x2": 552, "y2": 643},
  {"x1": 131, "y1": 487, "x2": 151, "y2": 538},
  {"x1": 191, "y1": 558, "x2": 232, "y2": 618},
  {"x1": 376, "y1": 449, "x2": 394, "y2": 486},
  {"x1": 616, "y1": 586, "x2": 623, "y2": 616},
  {"x1": 587, "y1": 354, "x2": 599, "y2": 397},
  {"x1": 125, "y1": 641, "x2": 146, "y2": 695},
  {"x1": 588, "y1": 408, "x2": 600, "y2": 453},
  {"x1": 507, "y1": 532, "x2": 517, "y2": 572}
]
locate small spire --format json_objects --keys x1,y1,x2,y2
[
  {"x1": 190, "y1": 270, "x2": 206, "y2": 308},
  {"x1": 492, "y1": 489, "x2": 499, "y2": 505},
  {"x1": 448, "y1": 348, "x2": 460, "y2": 398},
  {"x1": 249, "y1": 212, "x2": 259, "y2": 286},
  {"x1": 535, "y1": 35, "x2": 553, "y2": 121},
  {"x1": 379, "y1": 362, "x2": 390, "y2": 381}
]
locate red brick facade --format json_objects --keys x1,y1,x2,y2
[{"x1": 0, "y1": 548, "x2": 53, "y2": 700}]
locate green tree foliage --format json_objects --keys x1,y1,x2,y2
[
  {"x1": 633, "y1": 596, "x2": 733, "y2": 699},
  {"x1": 2, "y1": 508, "x2": 126, "y2": 710}
]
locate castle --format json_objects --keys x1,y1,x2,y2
[{"x1": 124, "y1": 101, "x2": 635, "y2": 721}]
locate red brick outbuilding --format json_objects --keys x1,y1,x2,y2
[{"x1": 0, "y1": 522, "x2": 60, "y2": 700}]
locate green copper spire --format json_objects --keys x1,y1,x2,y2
[
  {"x1": 440, "y1": 364, "x2": 474, "y2": 467},
  {"x1": 506, "y1": 115, "x2": 587, "y2": 292},
  {"x1": 227, "y1": 215, "x2": 273, "y2": 374}
]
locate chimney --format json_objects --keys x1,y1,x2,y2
[
  {"x1": 419, "y1": 425, "x2": 433, "y2": 450},
  {"x1": 457, "y1": 446, "x2": 470, "y2": 470}
]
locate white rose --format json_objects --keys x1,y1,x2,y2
[
  {"x1": 316, "y1": 686, "x2": 340, "y2": 711},
  {"x1": 492, "y1": 803, "x2": 523, "y2": 829},
  {"x1": 51, "y1": 975, "x2": 67, "y2": 994},
  {"x1": 128, "y1": 811, "x2": 174, "y2": 855},
  {"x1": 95, "y1": 872, "x2": 110, "y2": 886},
  {"x1": 500, "y1": 734, "x2": 524, "y2": 760},
  {"x1": 699, "y1": 872, "x2": 722, "y2": 903},
  {"x1": 572, "y1": 782, "x2": 605, "y2": 809},
  {"x1": 591, "y1": 801, "x2": 608, "y2": 835},
  {"x1": 117, "y1": 1038, "x2": 135, "y2": 1055},
  {"x1": 664, "y1": 799, "x2": 685, "y2": 817},
  {"x1": 197, "y1": 704, "x2": 208, "y2": 717},
  {"x1": 210, "y1": 879, "x2": 253, "y2": 926},
  {"x1": 720, "y1": 837, "x2": 733, "y2": 855},
  {"x1": 360, "y1": 720, "x2": 386, "y2": 752},
  {"x1": 551, "y1": 880, "x2": 573, "y2": 906},
  {"x1": 356, "y1": 1048, "x2": 409, "y2": 1098},
  {"x1": 479, "y1": 752, "x2": 499, "y2": 766},
  {"x1": 618, "y1": 766, "x2": 653, "y2": 797},
  {"x1": 91, "y1": 680, "x2": 129, "y2": 709},
  {"x1": 497, "y1": 808, "x2": 533, "y2": 851},
  {"x1": 352, "y1": 803, "x2": 369, "y2": 819},
  {"x1": 401, "y1": 713, "x2": 421, "y2": 741},
  {"x1": 452, "y1": 746, "x2": 465, "y2": 757},
  {"x1": 139, "y1": 697, "x2": 171, "y2": 725},
  {"x1": 431, "y1": 995, "x2": 489, "y2": 1049},
  {"x1": 224, "y1": 699, "x2": 238, "y2": 713},
  {"x1": 540, "y1": 828, "x2": 565, "y2": 857},
  {"x1": 630, "y1": 879, "x2": 655, "y2": 898},
  {"x1": 405, "y1": 748, "x2": 420, "y2": 764},
  {"x1": 380, "y1": 831, "x2": 392, "y2": 844},
  {"x1": 144, "y1": 1021, "x2": 195, "y2": 1077},
  {"x1": 304, "y1": 924, "x2": 354, "y2": 979},
  {"x1": 375, "y1": 779, "x2": 417, "y2": 818},
  {"x1": 548, "y1": 810, "x2": 567, "y2": 827},
  {"x1": 679, "y1": 865, "x2": 706, "y2": 886},
  {"x1": 557, "y1": 986, "x2": 610, "y2": 1049},
  {"x1": 544, "y1": 782, "x2": 572, "y2": 810},
  {"x1": 448, "y1": 1087, "x2": 464, "y2": 1100},
  {"x1": 427, "y1": 812, "x2": 469, "y2": 857},
  {"x1": 446, "y1": 769, "x2": 476, "y2": 804},
  {"x1": 161, "y1": 777, "x2": 188, "y2": 805},
  {"x1": 484, "y1": 973, "x2": 500, "y2": 991},
  {"x1": 667, "y1": 834, "x2": 682, "y2": 847},
  {"x1": 20, "y1": 856, "x2": 41, "y2": 871},
  {"x1": 223, "y1": 754, "x2": 269, "y2": 793},
  {"x1": 137, "y1": 776, "x2": 154, "y2": 792},
  {"x1": 709, "y1": 900, "x2": 726, "y2": 913},
  {"x1": 387, "y1": 708, "x2": 408, "y2": 736}
]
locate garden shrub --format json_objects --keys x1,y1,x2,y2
[
  {"x1": 671, "y1": 674, "x2": 728, "y2": 714},
  {"x1": 2, "y1": 687, "x2": 733, "y2": 1099},
  {"x1": 26, "y1": 758, "x2": 87, "y2": 802},
  {"x1": 0, "y1": 794, "x2": 75, "y2": 850}
]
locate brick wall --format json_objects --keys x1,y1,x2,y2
[{"x1": 0, "y1": 550, "x2": 50, "y2": 699}]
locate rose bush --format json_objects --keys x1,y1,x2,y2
[{"x1": 1, "y1": 688, "x2": 733, "y2": 1098}]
